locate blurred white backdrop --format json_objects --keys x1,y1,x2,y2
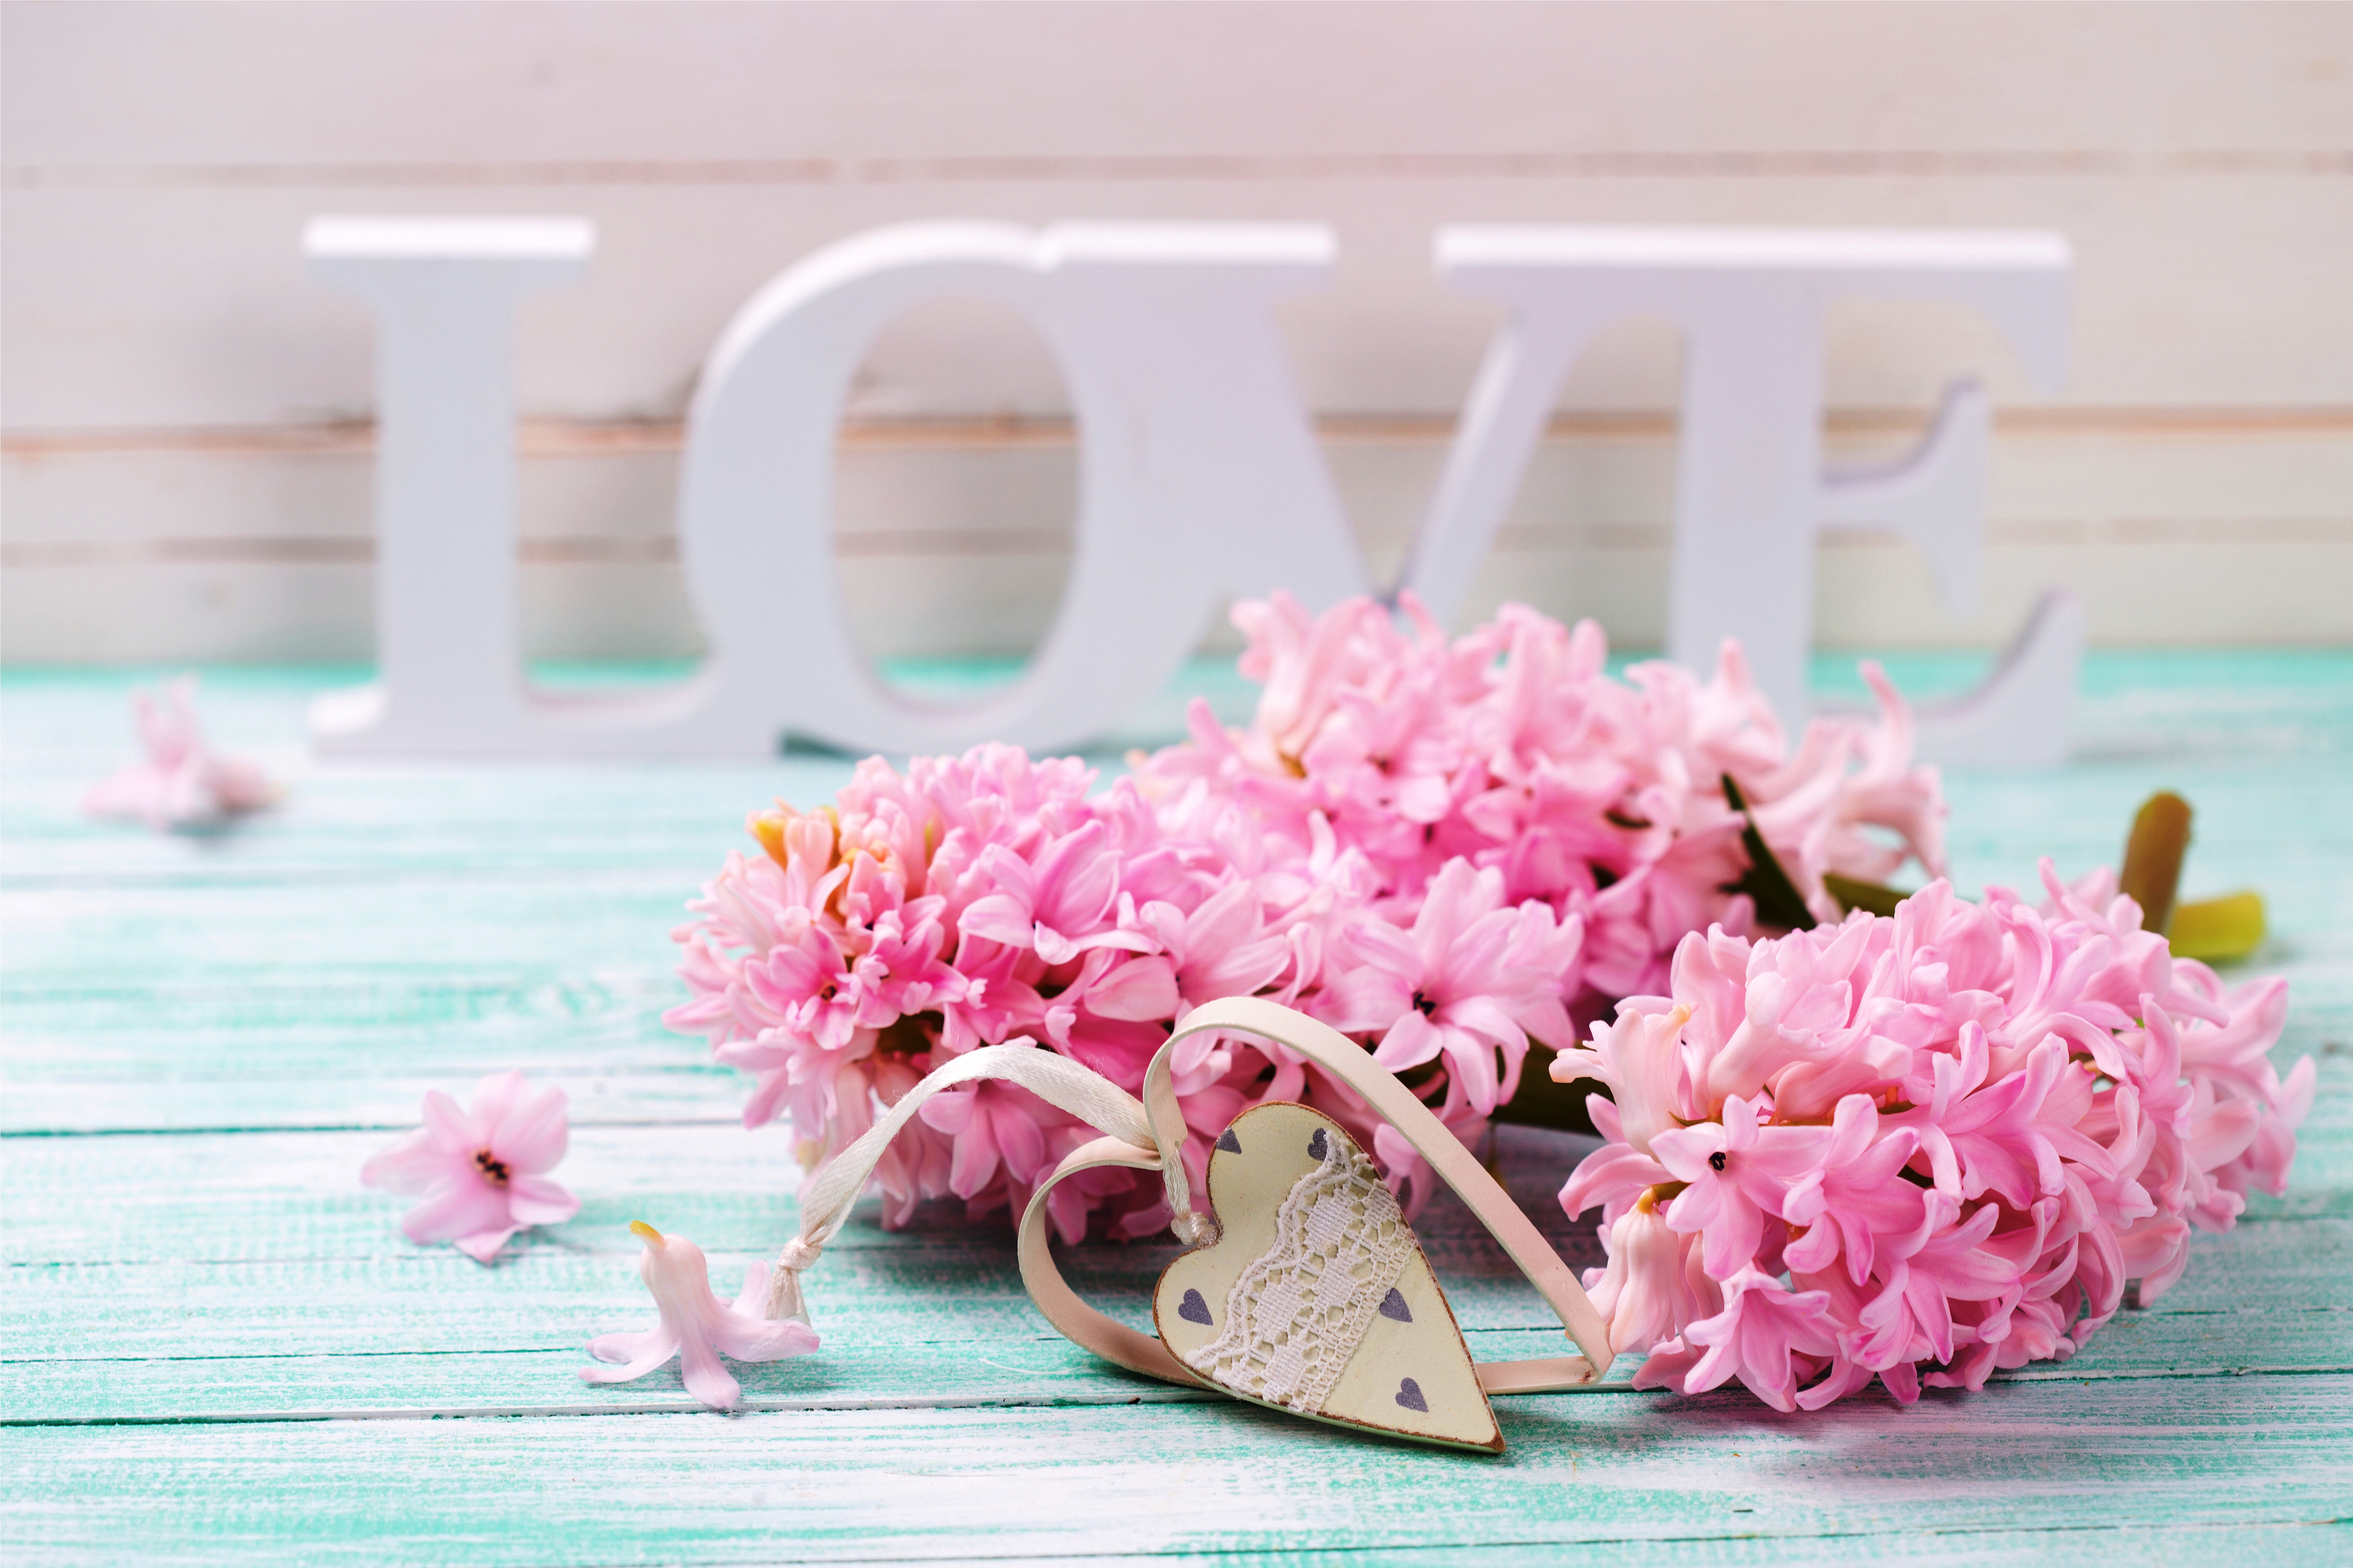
[{"x1": 3, "y1": 1, "x2": 2347, "y2": 666}]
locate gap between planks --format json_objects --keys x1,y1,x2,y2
[{"x1": 18, "y1": 1360, "x2": 2353, "y2": 1431}]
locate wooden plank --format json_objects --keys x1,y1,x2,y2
[
  {"x1": 15, "y1": 1301, "x2": 2351, "y2": 1430},
  {"x1": 0, "y1": 1074, "x2": 742, "y2": 1136},
  {"x1": 0, "y1": 1110, "x2": 2339, "y2": 1267},
  {"x1": 8, "y1": 651, "x2": 2348, "y2": 863},
  {"x1": 5, "y1": 1376, "x2": 2351, "y2": 1564},
  {"x1": 3, "y1": 657, "x2": 2349, "y2": 1560},
  {"x1": 7, "y1": 1251, "x2": 2345, "y2": 1427},
  {"x1": 7, "y1": 175, "x2": 2348, "y2": 428},
  {"x1": 9, "y1": 530, "x2": 2353, "y2": 666},
  {"x1": 0, "y1": 1196, "x2": 2332, "y2": 1367},
  {"x1": 8, "y1": 393, "x2": 2349, "y2": 560},
  {"x1": 4, "y1": 1120, "x2": 2343, "y2": 1414}
]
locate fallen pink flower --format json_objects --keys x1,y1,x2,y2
[
  {"x1": 361, "y1": 1069, "x2": 578, "y2": 1262},
  {"x1": 581, "y1": 1221, "x2": 820, "y2": 1410},
  {"x1": 82, "y1": 674, "x2": 280, "y2": 832}
]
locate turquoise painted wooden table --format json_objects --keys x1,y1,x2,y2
[{"x1": 5, "y1": 652, "x2": 2349, "y2": 1563}]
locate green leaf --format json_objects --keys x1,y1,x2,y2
[
  {"x1": 1823, "y1": 872, "x2": 1910, "y2": 918},
  {"x1": 1718, "y1": 773, "x2": 1816, "y2": 932}
]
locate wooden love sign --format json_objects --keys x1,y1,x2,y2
[{"x1": 305, "y1": 218, "x2": 2082, "y2": 764}]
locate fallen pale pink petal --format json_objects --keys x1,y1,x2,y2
[
  {"x1": 82, "y1": 674, "x2": 280, "y2": 833},
  {"x1": 583, "y1": 1327, "x2": 680, "y2": 1383},
  {"x1": 579, "y1": 1222, "x2": 821, "y2": 1410},
  {"x1": 357, "y1": 1128, "x2": 453, "y2": 1194},
  {"x1": 506, "y1": 1173, "x2": 582, "y2": 1227},
  {"x1": 398, "y1": 1180, "x2": 512, "y2": 1246},
  {"x1": 453, "y1": 1226, "x2": 522, "y2": 1264}
]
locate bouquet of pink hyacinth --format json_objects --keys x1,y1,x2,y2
[
  {"x1": 1556, "y1": 868, "x2": 2314, "y2": 1411},
  {"x1": 667, "y1": 593, "x2": 1946, "y2": 1243},
  {"x1": 1133, "y1": 593, "x2": 1942, "y2": 1003}
]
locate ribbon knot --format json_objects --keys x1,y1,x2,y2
[
  {"x1": 1171, "y1": 1210, "x2": 1221, "y2": 1249},
  {"x1": 762, "y1": 1235, "x2": 825, "y2": 1324}
]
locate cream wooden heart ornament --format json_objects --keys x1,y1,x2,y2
[
  {"x1": 1154, "y1": 1102, "x2": 1503, "y2": 1452},
  {"x1": 762, "y1": 996, "x2": 1617, "y2": 1453}
]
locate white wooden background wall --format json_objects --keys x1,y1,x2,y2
[{"x1": 4, "y1": 1, "x2": 2348, "y2": 667}]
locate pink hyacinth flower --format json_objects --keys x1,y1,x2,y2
[
  {"x1": 1561, "y1": 872, "x2": 2309, "y2": 1412},
  {"x1": 1652, "y1": 1094, "x2": 1835, "y2": 1280},
  {"x1": 1780, "y1": 1093, "x2": 1927, "y2": 1287},
  {"x1": 582, "y1": 1222, "x2": 820, "y2": 1411},
  {"x1": 1675, "y1": 1264, "x2": 1842, "y2": 1413},
  {"x1": 917, "y1": 1065, "x2": 1054, "y2": 1200},
  {"x1": 1586, "y1": 1198, "x2": 1698, "y2": 1356},
  {"x1": 83, "y1": 674, "x2": 280, "y2": 832},
  {"x1": 1321, "y1": 859, "x2": 1581, "y2": 1115},
  {"x1": 360, "y1": 1069, "x2": 578, "y2": 1262}
]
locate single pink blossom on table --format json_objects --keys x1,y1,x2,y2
[
  {"x1": 360, "y1": 1070, "x2": 578, "y2": 1262},
  {"x1": 582, "y1": 1222, "x2": 820, "y2": 1411},
  {"x1": 83, "y1": 674, "x2": 280, "y2": 832}
]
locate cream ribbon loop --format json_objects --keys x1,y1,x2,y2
[{"x1": 764, "y1": 998, "x2": 1615, "y2": 1392}]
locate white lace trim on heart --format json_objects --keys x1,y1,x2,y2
[{"x1": 1182, "y1": 1129, "x2": 1415, "y2": 1415}]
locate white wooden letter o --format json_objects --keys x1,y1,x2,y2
[{"x1": 678, "y1": 221, "x2": 1370, "y2": 756}]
